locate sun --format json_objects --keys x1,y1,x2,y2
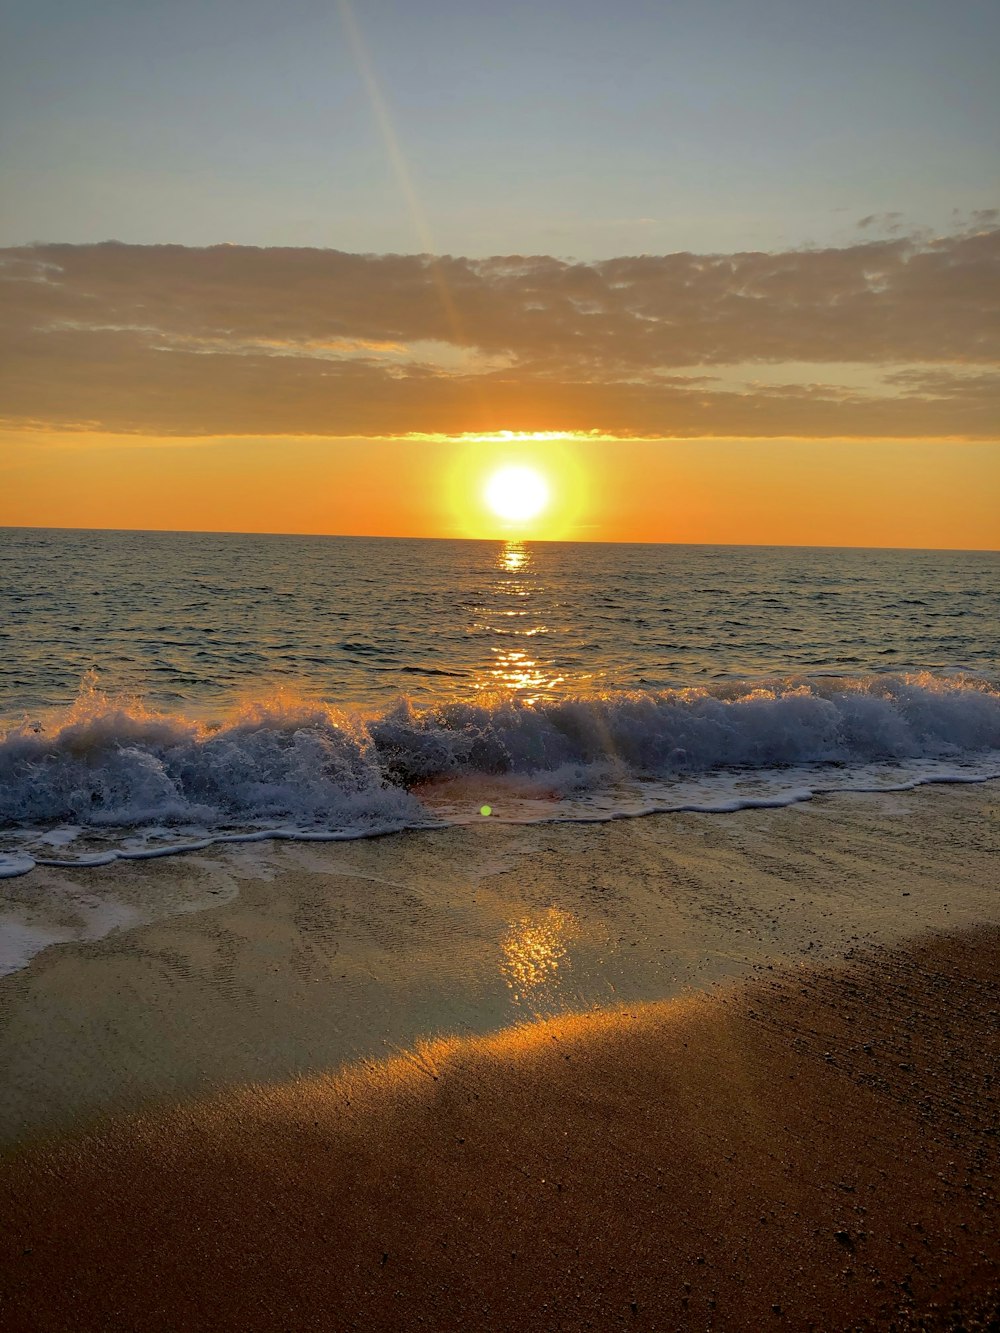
[{"x1": 484, "y1": 465, "x2": 550, "y2": 522}]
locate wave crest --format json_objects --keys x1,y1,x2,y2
[{"x1": 1, "y1": 672, "x2": 998, "y2": 873}]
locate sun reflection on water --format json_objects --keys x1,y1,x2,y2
[
  {"x1": 501, "y1": 544, "x2": 527, "y2": 573},
  {"x1": 500, "y1": 907, "x2": 578, "y2": 1006},
  {"x1": 483, "y1": 647, "x2": 562, "y2": 701},
  {"x1": 473, "y1": 542, "x2": 566, "y2": 703}
]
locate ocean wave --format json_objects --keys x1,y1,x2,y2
[{"x1": 1, "y1": 672, "x2": 998, "y2": 877}]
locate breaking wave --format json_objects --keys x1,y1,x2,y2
[{"x1": 1, "y1": 672, "x2": 998, "y2": 877}]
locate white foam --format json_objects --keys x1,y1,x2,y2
[
  {"x1": 0, "y1": 853, "x2": 37, "y2": 880},
  {"x1": 0, "y1": 672, "x2": 998, "y2": 877}
]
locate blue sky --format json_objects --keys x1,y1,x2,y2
[{"x1": 2, "y1": 0, "x2": 997, "y2": 257}]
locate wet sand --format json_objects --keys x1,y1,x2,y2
[
  {"x1": 1, "y1": 926, "x2": 998, "y2": 1331},
  {"x1": 0, "y1": 784, "x2": 998, "y2": 1329},
  {"x1": 0, "y1": 783, "x2": 997, "y2": 1144}
]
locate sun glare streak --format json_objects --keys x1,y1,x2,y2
[
  {"x1": 336, "y1": 0, "x2": 468, "y2": 350},
  {"x1": 336, "y1": 0, "x2": 431, "y2": 253}
]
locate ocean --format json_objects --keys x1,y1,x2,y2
[{"x1": 1, "y1": 527, "x2": 998, "y2": 881}]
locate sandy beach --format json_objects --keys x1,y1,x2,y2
[
  {"x1": 1, "y1": 784, "x2": 998, "y2": 1329},
  {"x1": 5, "y1": 2, "x2": 999, "y2": 1320}
]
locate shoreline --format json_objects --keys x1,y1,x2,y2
[
  {"x1": 3, "y1": 765, "x2": 997, "y2": 888},
  {"x1": 0, "y1": 781, "x2": 997, "y2": 1146},
  {"x1": 2, "y1": 924, "x2": 998, "y2": 1330}
]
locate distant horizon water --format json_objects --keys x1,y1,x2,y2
[
  {"x1": 2, "y1": 524, "x2": 997, "y2": 553},
  {"x1": 1, "y1": 527, "x2": 997, "y2": 889}
]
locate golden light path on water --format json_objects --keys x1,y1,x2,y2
[
  {"x1": 471, "y1": 541, "x2": 581, "y2": 704},
  {"x1": 408, "y1": 538, "x2": 586, "y2": 825}
]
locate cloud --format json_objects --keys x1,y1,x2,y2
[
  {"x1": 856, "y1": 211, "x2": 905, "y2": 232},
  {"x1": 0, "y1": 228, "x2": 997, "y2": 438}
]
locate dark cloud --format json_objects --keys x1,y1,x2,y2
[
  {"x1": 0, "y1": 230, "x2": 997, "y2": 438},
  {"x1": 856, "y1": 211, "x2": 904, "y2": 232}
]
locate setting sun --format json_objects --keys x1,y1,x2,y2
[{"x1": 484, "y1": 466, "x2": 550, "y2": 522}]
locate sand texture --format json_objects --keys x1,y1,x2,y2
[
  {"x1": 2, "y1": 926, "x2": 999, "y2": 1331},
  {"x1": 1, "y1": 783, "x2": 998, "y2": 1145}
]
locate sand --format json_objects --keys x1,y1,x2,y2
[
  {"x1": 1, "y1": 927, "x2": 998, "y2": 1330},
  {"x1": 0, "y1": 783, "x2": 997, "y2": 1144},
  {"x1": 0, "y1": 784, "x2": 998, "y2": 1329}
]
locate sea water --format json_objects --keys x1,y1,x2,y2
[{"x1": 1, "y1": 528, "x2": 998, "y2": 880}]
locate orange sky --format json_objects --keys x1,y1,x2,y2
[
  {"x1": 1, "y1": 235, "x2": 997, "y2": 549},
  {"x1": 3, "y1": 429, "x2": 998, "y2": 549},
  {"x1": 3, "y1": 0, "x2": 998, "y2": 554}
]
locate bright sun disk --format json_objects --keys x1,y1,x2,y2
[{"x1": 484, "y1": 465, "x2": 550, "y2": 522}]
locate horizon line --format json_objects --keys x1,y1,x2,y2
[{"x1": 1, "y1": 523, "x2": 996, "y2": 555}]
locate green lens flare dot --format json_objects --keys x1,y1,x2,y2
[{"x1": 479, "y1": 804, "x2": 492, "y2": 817}]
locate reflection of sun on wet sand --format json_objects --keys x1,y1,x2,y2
[
  {"x1": 3, "y1": 928, "x2": 998, "y2": 1331},
  {"x1": 501, "y1": 906, "x2": 578, "y2": 1004}
]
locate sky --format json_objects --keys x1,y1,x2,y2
[{"x1": 1, "y1": 0, "x2": 998, "y2": 546}]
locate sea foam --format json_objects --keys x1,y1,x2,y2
[{"x1": 1, "y1": 672, "x2": 998, "y2": 877}]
